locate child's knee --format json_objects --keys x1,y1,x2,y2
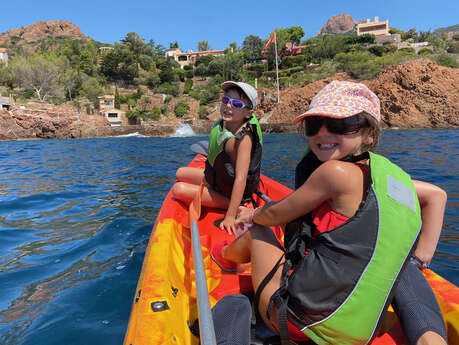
[
  {"x1": 171, "y1": 182, "x2": 187, "y2": 198},
  {"x1": 175, "y1": 167, "x2": 186, "y2": 180}
]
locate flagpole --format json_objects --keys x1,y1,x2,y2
[{"x1": 273, "y1": 32, "x2": 280, "y2": 103}]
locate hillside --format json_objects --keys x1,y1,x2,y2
[
  {"x1": 0, "y1": 20, "x2": 91, "y2": 48},
  {"x1": 434, "y1": 24, "x2": 459, "y2": 36},
  {"x1": 1, "y1": 58, "x2": 456, "y2": 140},
  {"x1": 254, "y1": 59, "x2": 459, "y2": 128}
]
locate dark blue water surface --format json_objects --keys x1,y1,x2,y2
[{"x1": 0, "y1": 131, "x2": 457, "y2": 345}]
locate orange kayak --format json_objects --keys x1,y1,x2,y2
[{"x1": 124, "y1": 154, "x2": 459, "y2": 345}]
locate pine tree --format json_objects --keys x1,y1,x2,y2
[{"x1": 115, "y1": 87, "x2": 120, "y2": 109}]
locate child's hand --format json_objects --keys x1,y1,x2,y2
[
  {"x1": 235, "y1": 206, "x2": 253, "y2": 227},
  {"x1": 219, "y1": 216, "x2": 236, "y2": 235}
]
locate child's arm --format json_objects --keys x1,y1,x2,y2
[
  {"x1": 412, "y1": 180, "x2": 447, "y2": 265},
  {"x1": 219, "y1": 134, "x2": 253, "y2": 234},
  {"x1": 237, "y1": 160, "x2": 363, "y2": 227}
]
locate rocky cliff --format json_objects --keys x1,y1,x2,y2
[
  {"x1": 259, "y1": 59, "x2": 459, "y2": 129},
  {"x1": 317, "y1": 14, "x2": 355, "y2": 36},
  {"x1": 0, "y1": 20, "x2": 91, "y2": 47}
]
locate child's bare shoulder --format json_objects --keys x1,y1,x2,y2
[{"x1": 314, "y1": 160, "x2": 364, "y2": 191}]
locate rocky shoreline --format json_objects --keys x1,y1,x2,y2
[{"x1": 0, "y1": 59, "x2": 457, "y2": 141}]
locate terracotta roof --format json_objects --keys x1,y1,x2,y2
[{"x1": 0, "y1": 48, "x2": 8, "y2": 53}]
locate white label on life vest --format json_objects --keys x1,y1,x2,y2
[
  {"x1": 218, "y1": 131, "x2": 234, "y2": 146},
  {"x1": 387, "y1": 175, "x2": 416, "y2": 212}
]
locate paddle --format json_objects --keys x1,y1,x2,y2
[
  {"x1": 189, "y1": 184, "x2": 217, "y2": 345},
  {"x1": 190, "y1": 140, "x2": 273, "y2": 204},
  {"x1": 190, "y1": 140, "x2": 209, "y2": 156}
]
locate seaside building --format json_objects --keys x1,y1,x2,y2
[
  {"x1": 357, "y1": 16, "x2": 389, "y2": 36},
  {"x1": 0, "y1": 48, "x2": 8, "y2": 66},
  {"x1": 165, "y1": 47, "x2": 226, "y2": 68},
  {"x1": 98, "y1": 95, "x2": 128, "y2": 127},
  {"x1": 0, "y1": 96, "x2": 11, "y2": 110}
]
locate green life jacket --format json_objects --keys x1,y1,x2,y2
[
  {"x1": 204, "y1": 113, "x2": 263, "y2": 201},
  {"x1": 268, "y1": 150, "x2": 422, "y2": 345}
]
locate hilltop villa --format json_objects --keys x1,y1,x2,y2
[
  {"x1": 357, "y1": 16, "x2": 389, "y2": 36},
  {"x1": 165, "y1": 48, "x2": 225, "y2": 68}
]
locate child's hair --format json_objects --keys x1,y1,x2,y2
[
  {"x1": 359, "y1": 112, "x2": 380, "y2": 153},
  {"x1": 223, "y1": 86, "x2": 253, "y2": 109}
]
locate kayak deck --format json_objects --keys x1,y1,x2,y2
[{"x1": 124, "y1": 154, "x2": 459, "y2": 345}]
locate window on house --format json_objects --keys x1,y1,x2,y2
[{"x1": 108, "y1": 113, "x2": 118, "y2": 118}]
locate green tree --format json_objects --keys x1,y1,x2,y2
[
  {"x1": 0, "y1": 62, "x2": 13, "y2": 88},
  {"x1": 100, "y1": 43, "x2": 138, "y2": 82},
  {"x1": 195, "y1": 55, "x2": 214, "y2": 68},
  {"x1": 78, "y1": 41, "x2": 99, "y2": 76},
  {"x1": 139, "y1": 54, "x2": 154, "y2": 71},
  {"x1": 368, "y1": 46, "x2": 385, "y2": 57},
  {"x1": 159, "y1": 59, "x2": 177, "y2": 83},
  {"x1": 60, "y1": 67, "x2": 80, "y2": 100},
  {"x1": 12, "y1": 54, "x2": 61, "y2": 101},
  {"x1": 146, "y1": 71, "x2": 161, "y2": 88},
  {"x1": 170, "y1": 41, "x2": 179, "y2": 48},
  {"x1": 195, "y1": 63, "x2": 208, "y2": 77},
  {"x1": 115, "y1": 87, "x2": 120, "y2": 109},
  {"x1": 174, "y1": 99, "x2": 190, "y2": 117},
  {"x1": 198, "y1": 40, "x2": 211, "y2": 51},
  {"x1": 228, "y1": 42, "x2": 238, "y2": 52},
  {"x1": 80, "y1": 77, "x2": 103, "y2": 106},
  {"x1": 121, "y1": 32, "x2": 146, "y2": 58},
  {"x1": 389, "y1": 27, "x2": 405, "y2": 35},
  {"x1": 100, "y1": 49, "x2": 120, "y2": 79},
  {"x1": 242, "y1": 35, "x2": 263, "y2": 60},
  {"x1": 284, "y1": 26, "x2": 305, "y2": 45},
  {"x1": 184, "y1": 79, "x2": 193, "y2": 94},
  {"x1": 402, "y1": 28, "x2": 418, "y2": 41}
]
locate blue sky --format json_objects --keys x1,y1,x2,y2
[{"x1": 1, "y1": 0, "x2": 458, "y2": 51}]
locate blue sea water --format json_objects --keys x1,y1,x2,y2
[{"x1": 0, "y1": 130, "x2": 457, "y2": 345}]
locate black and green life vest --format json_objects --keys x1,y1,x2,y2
[
  {"x1": 267, "y1": 150, "x2": 422, "y2": 345},
  {"x1": 204, "y1": 113, "x2": 263, "y2": 202}
]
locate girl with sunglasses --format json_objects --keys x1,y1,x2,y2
[
  {"x1": 172, "y1": 81, "x2": 263, "y2": 235},
  {"x1": 211, "y1": 81, "x2": 447, "y2": 345}
]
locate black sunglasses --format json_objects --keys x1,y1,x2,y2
[{"x1": 304, "y1": 115, "x2": 368, "y2": 136}]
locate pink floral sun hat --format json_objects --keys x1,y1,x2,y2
[{"x1": 292, "y1": 80, "x2": 381, "y2": 124}]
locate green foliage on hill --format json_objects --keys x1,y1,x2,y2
[
  {"x1": 433, "y1": 24, "x2": 459, "y2": 35},
  {"x1": 174, "y1": 99, "x2": 190, "y2": 117},
  {"x1": 0, "y1": 25, "x2": 456, "y2": 115}
]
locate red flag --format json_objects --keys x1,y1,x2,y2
[{"x1": 264, "y1": 33, "x2": 275, "y2": 51}]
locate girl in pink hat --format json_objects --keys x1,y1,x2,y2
[{"x1": 211, "y1": 81, "x2": 447, "y2": 345}]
